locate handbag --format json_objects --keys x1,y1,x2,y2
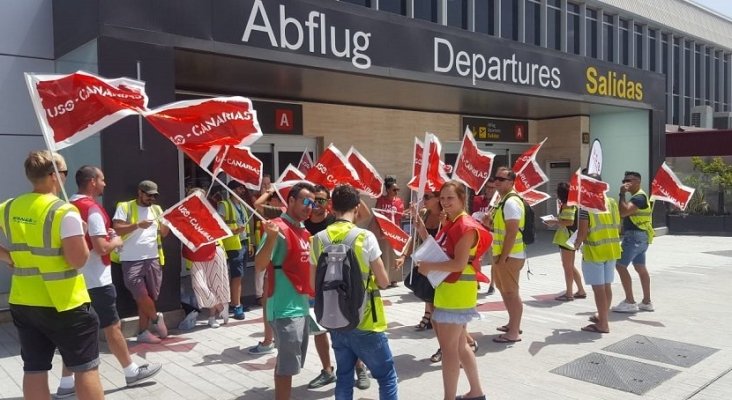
[{"x1": 404, "y1": 268, "x2": 435, "y2": 303}]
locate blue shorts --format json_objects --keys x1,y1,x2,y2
[
  {"x1": 582, "y1": 260, "x2": 615, "y2": 286},
  {"x1": 226, "y1": 244, "x2": 248, "y2": 278},
  {"x1": 618, "y1": 230, "x2": 649, "y2": 267}
]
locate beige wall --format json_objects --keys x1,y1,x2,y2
[{"x1": 535, "y1": 116, "x2": 589, "y2": 176}]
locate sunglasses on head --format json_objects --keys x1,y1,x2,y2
[{"x1": 494, "y1": 176, "x2": 512, "y2": 182}]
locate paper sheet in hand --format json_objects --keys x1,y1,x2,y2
[
  {"x1": 565, "y1": 230, "x2": 578, "y2": 250},
  {"x1": 540, "y1": 214, "x2": 558, "y2": 223},
  {"x1": 412, "y1": 236, "x2": 450, "y2": 288}
]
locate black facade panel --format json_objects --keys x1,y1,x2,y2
[
  {"x1": 97, "y1": 37, "x2": 180, "y2": 317},
  {"x1": 101, "y1": 0, "x2": 213, "y2": 41},
  {"x1": 53, "y1": 0, "x2": 99, "y2": 57}
]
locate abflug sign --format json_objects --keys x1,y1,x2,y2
[{"x1": 217, "y1": 0, "x2": 662, "y2": 104}]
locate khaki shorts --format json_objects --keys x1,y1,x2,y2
[{"x1": 492, "y1": 256, "x2": 525, "y2": 294}]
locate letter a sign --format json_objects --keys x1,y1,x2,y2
[{"x1": 276, "y1": 109, "x2": 293, "y2": 132}]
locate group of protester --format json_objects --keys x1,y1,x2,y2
[{"x1": 0, "y1": 150, "x2": 655, "y2": 400}]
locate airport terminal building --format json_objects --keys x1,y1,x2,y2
[{"x1": 1, "y1": 0, "x2": 731, "y2": 313}]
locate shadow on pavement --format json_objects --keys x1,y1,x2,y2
[{"x1": 528, "y1": 328, "x2": 604, "y2": 356}]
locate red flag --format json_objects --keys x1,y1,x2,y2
[
  {"x1": 515, "y1": 159, "x2": 549, "y2": 193},
  {"x1": 567, "y1": 169, "x2": 580, "y2": 206},
  {"x1": 372, "y1": 210, "x2": 411, "y2": 256},
  {"x1": 25, "y1": 71, "x2": 148, "y2": 150},
  {"x1": 513, "y1": 138, "x2": 547, "y2": 174},
  {"x1": 304, "y1": 144, "x2": 359, "y2": 191},
  {"x1": 519, "y1": 189, "x2": 551, "y2": 207},
  {"x1": 214, "y1": 146, "x2": 263, "y2": 190},
  {"x1": 452, "y1": 127, "x2": 495, "y2": 192},
  {"x1": 145, "y1": 96, "x2": 263, "y2": 167},
  {"x1": 567, "y1": 171, "x2": 609, "y2": 213},
  {"x1": 408, "y1": 134, "x2": 449, "y2": 193},
  {"x1": 411, "y1": 138, "x2": 423, "y2": 177},
  {"x1": 297, "y1": 150, "x2": 314, "y2": 174},
  {"x1": 160, "y1": 191, "x2": 233, "y2": 251},
  {"x1": 277, "y1": 164, "x2": 306, "y2": 184},
  {"x1": 651, "y1": 162, "x2": 695, "y2": 210},
  {"x1": 346, "y1": 147, "x2": 384, "y2": 198}
]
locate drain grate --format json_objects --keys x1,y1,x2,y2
[
  {"x1": 603, "y1": 335, "x2": 719, "y2": 368},
  {"x1": 551, "y1": 352, "x2": 679, "y2": 395}
]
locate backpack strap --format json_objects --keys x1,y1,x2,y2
[
  {"x1": 500, "y1": 192, "x2": 524, "y2": 233},
  {"x1": 342, "y1": 227, "x2": 364, "y2": 248}
]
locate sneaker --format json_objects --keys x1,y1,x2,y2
[
  {"x1": 308, "y1": 368, "x2": 336, "y2": 389},
  {"x1": 219, "y1": 304, "x2": 229, "y2": 325},
  {"x1": 233, "y1": 305, "x2": 246, "y2": 320},
  {"x1": 53, "y1": 386, "x2": 75, "y2": 399},
  {"x1": 612, "y1": 300, "x2": 639, "y2": 313},
  {"x1": 178, "y1": 310, "x2": 199, "y2": 330},
  {"x1": 638, "y1": 301, "x2": 655, "y2": 312},
  {"x1": 208, "y1": 317, "x2": 220, "y2": 328},
  {"x1": 126, "y1": 363, "x2": 162, "y2": 386},
  {"x1": 137, "y1": 330, "x2": 162, "y2": 344},
  {"x1": 355, "y1": 366, "x2": 371, "y2": 390},
  {"x1": 152, "y1": 312, "x2": 168, "y2": 338},
  {"x1": 486, "y1": 285, "x2": 495, "y2": 296},
  {"x1": 247, "y1": 341, "x2": 275, "y2": 355}
]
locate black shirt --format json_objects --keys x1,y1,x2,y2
[
  {"x1": 622, "y1": 193, "x2": 649, "y2": 231},
  {"x1": 305, "y1": 214, "x2": 336, "y2": 235}
]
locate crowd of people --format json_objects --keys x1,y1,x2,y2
[{"x1": 0, "y1": 150, "x2": 655, "y2": 400}]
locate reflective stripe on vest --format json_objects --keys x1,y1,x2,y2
[
  {"x1": 313, "y1": 221, "x2": 387, "y2": 332},
  {"x1": 492, "y1": 192, "x2": 525, "y2": 256},
  {"x1": 1, "y1": 193, "x2": 90, "y2": 311},
  {"x1": 627, "y1": 189, "x2": 655, "y2": 244},
  {"x1": 111, "y1": 200, "x2": 165, "y2": 265},
  {"x1": 582, "y1": 198, "x2": 622, "y2": 263}
]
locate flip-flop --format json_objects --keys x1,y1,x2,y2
[
  {"x1": 574, "y1": 292, "x2": 588, "y2": 299},
  {"x1": 554, "y1": 294, "x2": 574, "y2": 302},
  {"x1": 496, "y1": 325, "x2": 523, "y2": 334},
  {"x1": 581, "y1": 324, "x2": 609, "y2": 334},
  {"x1": 492, "y1": 334, "x2": 522, "y2": 343},
  {"x1": 588, "y1": 316, "x2": 599, "y2": 323}
]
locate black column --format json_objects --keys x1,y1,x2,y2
[
  {"x1": 97, "y1": 37, "x2": 181, "y2": 317},
  {"x1": 649, "y1": 108, "x2": 667, "y2": 228}
]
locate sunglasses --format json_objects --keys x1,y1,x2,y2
[
  {"x1": 314, "y1": 198, "x2": 328, "y2": 206},
  {"x1": 302, "y1": 198, "x2": 317, "y2": 208},
  {"x1": 144, "y1": 193, "x2": 159, "y2": 198},
  {"x1": 494, "y1": 176, "x2": 512, "y2": 182},
  {"x1": 50, "y1": 170, "x2": 68, "y2": 177},
  {"x1": 622, "y1": 178, "x2": 638, "y2": 183}
]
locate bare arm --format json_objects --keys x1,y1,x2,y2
[
  {"x1": 254, "y1": 190, "x2": 275, "y2": 213},
  {"x1": 419, "y1": 230, "x2": 476, "y2": 273},
  {"x1": 370, "y1": 256, "x2": 390, "y2": 289},
  {"x1": 573, "y1": 218, "x2": 590, "y2": 250},
  {"x1": 62, "y1": 235, "x2": 90, "y2": 269},
  {"x1": 618, "y1": 197, "x2": 639, "y2": 218},
  {"x1": 90, "y1": 234, "x2": 123, "y2": 256},
  {"x1": 254, "y1": 221, "x2": 279, "y2": 272},
  {"x1": 112, "y1": 219, "x2": 138, "y2": 236},
  {"x1": 0, "y1": 246, "x2": 13, "y2": 267}
]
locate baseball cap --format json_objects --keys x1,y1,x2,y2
[{"x1": 138, "y1": 180, "x2": 159, "y2": 195}]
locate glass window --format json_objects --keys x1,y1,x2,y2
[
  {"x1": 724, "y1": 57, "x2": 730, "y2": 110},
  {"x1": 695, "y1": 44, "x2": 702, "y2": 99},
  {"x1": 586, "y1": 9, "x2": 598, "y2": 58},
  {"x1": 501, "y1": 0, "x2": 519, "y2": 40},
  {"x1": 525, "y1": 0, "x2": 541, "y2": 46},
  {"x1": 340, "y1": 0, "x2": 371, "y2": 6},
  {"x1": 547, "y1": 0, "x2": 561, "y2": 50},
  {"x1": 379, "y1": 0, "x2": 406, "y2": 15},
  {"x1": 684, "y1": 42, "x2": 691, "y2": 95},
  {"x1": 635, "y1": 24, "x2": 643, "y2": 69},
  {"x1": 715, "y1": 51, "x2": 721, "y2": 109},
  {"x1": 672, "y1": 95, "x2": 679, "y2": 125},
  {"x1": 567, "y1": 3, "x2": 580, "y2": 54},
  {"x1": 447, "y1": 0, "x2": 469, "y2": 29},
  {"x1": 603, "y1": 14, "x2": 614, "y2": 63},
  {"x1": 662, "y1": 34, "x2": 668, "y2": 75},
  {"x1": 683, "y1": 97, "x2": 691, "y2": 126},
  {"x1": 619, "y1": 19, "x2": 629, "y2": 65},
  {"x1": 673, "y1": 38, "x2": 680, "y2": 95},
  {"x1": 475, "y1": 0, "x2": 495, "y2": 35},
  {"x1": 706, "y1": 47, "x2": 712, "y2": 106},
  {"x1": 415, "y1": 0, "x2": 438, "y2": 22},
  {"x1": 649, "y1": 29, "x2": 657, "y2": 71}
]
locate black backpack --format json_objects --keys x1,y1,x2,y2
[
  {"x1": 313, "y1": 227, "x2": 376, "y2": 331},
  {"x1": 501, "y1": 193, "x2": 536, "y2": 245}
]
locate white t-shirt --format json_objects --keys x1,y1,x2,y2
[
  {"x1": 0, "y1": 205, "x2": 83, "y2": 255},
  {"x1": 113, "y1": 203, "x2": 160, "y2": 262},
  {"x1": 361, "y1": 230, "x2": 383, "y2": 262},
  {"x1": 502, "y1": 197, "x2": 526, "y2": 259},
  {"x1": 70, "y1": 194, "x2": 112, "y2": 289}
]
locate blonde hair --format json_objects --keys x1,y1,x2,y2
[{"x1": 25, "y1": 150, "x2": 64, "y2": 184}]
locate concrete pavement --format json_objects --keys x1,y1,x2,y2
[{"x1": 0, "y1": 232, "x2": 730, "y2": 400}]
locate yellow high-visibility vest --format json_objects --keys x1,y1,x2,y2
[{"x1": 1, "y1": 193, "x2": 90, "y2": 311}]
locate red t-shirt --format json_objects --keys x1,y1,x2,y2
[
  {"x1": 471, "y1": 195, "x2": 489, "y2": 213},
  {"x1": 375, "y1": 196, "x2": 405, "y2": 224}
]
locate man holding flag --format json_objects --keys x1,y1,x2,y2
[{"x1": 613, "y1": 171, "x2": 655, "y2": 313}]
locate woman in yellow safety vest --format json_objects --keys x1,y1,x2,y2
[
  {"x1": 416, "y1": 181, "x2": 487, "y2": 400},
  {"x1": 546, "y1": 182, "x2": 587, "y2": 301}
]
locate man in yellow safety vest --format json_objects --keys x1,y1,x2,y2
[{"x1": 0, "y1": 150, "x2": 104, "y2": 400}]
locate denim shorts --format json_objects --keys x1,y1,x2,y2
[
  {"x1": 432, "y1": 307, "x2": 481, "y2": 325},
  {"x1": 618, "y1": 230, "x2": 649, "y2": 267},
  {"x1": 582, "y1": 259, "x2": 615, "y2": 286},
  {"x1": 227, "y1": 247, "x2": 246, "y2": 278}
]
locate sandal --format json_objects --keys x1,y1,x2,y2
[
  {"x1": 574, "y1": 292, "x2": 588, "y2": 299},
  {"x1": 430, "y1": 348, "x2": 442, "y2": 363},
  {"x1": 554, "y1": 294, "x2": 574, "y2": 302},
  {"x1": 496, "y1": 325, "x2": 523, "y2": 334},
  {"x1": 415, "y1": 312, "x2": 433, "y2": 331}
]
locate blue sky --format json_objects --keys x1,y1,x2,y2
[{"x1": 692, "y1": 0, "x2": 732, "y2": 19}]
